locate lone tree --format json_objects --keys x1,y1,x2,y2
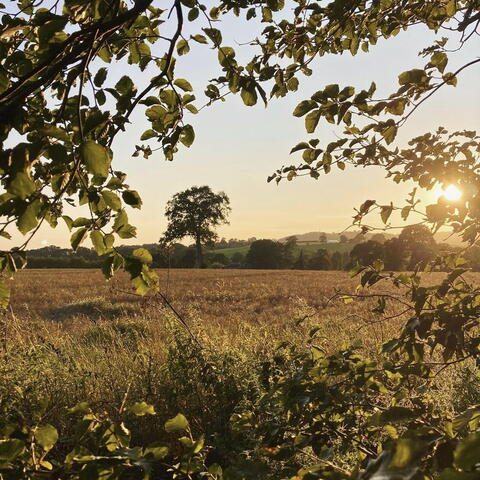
[{"x1": 160, "y1": 186, "x2": 230, "y2": 268}]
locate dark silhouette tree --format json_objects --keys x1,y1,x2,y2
[
  {"x1": 383, "y1": 238, "x2": 406, "y2": 271},
  {"x1": 246, "y1": 240, "x2": 283, "y2": 269},
  {"x1": 350, "y1": 240, "x2": 384, "y2": 267},
  {"x1": 308, "y1": 249, "x2": 331, "y2": 270},
  {"x1": 281, "y1": 236, "x2": 298, "y2": 268},
  {"x1": 293, "y1": 250, "x2": 305, "y2": 270},
  {"x1": 161, "y1": 186, "x2": 230, "y2": 268},
  {"x1": 331, "y1": 251, "x2": 343, "y2": 270},
  {"x1": 399, "y1": 225, "x2": 437, "y2": 269}
]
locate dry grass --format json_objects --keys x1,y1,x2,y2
[
  {"x1": 1, "y1": 268, "x2": 478, "y2": 446},
  {"x1": 6, "y1": 268, "x2": 406, "y2": 353}
]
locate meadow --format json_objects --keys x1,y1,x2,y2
[{"x1": 2, "y1": 269, "x2": 478, "y2": 478}]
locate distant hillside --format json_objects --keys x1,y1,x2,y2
[
  {"x1": 278, "y1": 231, "x2": 395, "y2": 242},
  {"x1": 279, "y1": 230, "x2": 464, "y2": 245}
]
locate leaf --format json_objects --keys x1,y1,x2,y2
[
  {"x1": 382, "y1": 125, "x2": 398, "y2": 144},
  {"x1": 0, "y1": 438, "x2": 24, "y2": 461},
  {"x1": 203, "y1": 28, "x2": 222, "y2": 46},
  {"x1": 241, "y1": 87, "x2": 257, "y2": 106},
  {"x1": 90, "y1": 230, "x2": 107, "y2": 255},
  {"x1": 180, "y1": 124, "x2": 195, "y2": 147},
  {"x1": 176, "y1": 39, "x2": 190, "y2": 56},
  {"x1": 79, "y1": 140, "x2": 112, "y2": 178},
  {"x1": 191, "y1": 34, "x2": 207, "y2": 44},
  {"x1": 144, "y1": 443, "x2": 169, "y2": 460},
  {"x1": 133, "y1": 248, "x2": 153, "y2": 264},
  {"x1": 17, "y1": 200, "x2": 41, "y2": 235},
  {"x1": 101, "y1": 190, "x2": 122, "y2": 211},
  {"x1": 454, "y1": 433, "x2": 480, "y2": 470},
  {"x1": 0, "y1": 278, "x2": 10, "y2": 309},
  {"x1": 174, "y1": 78, "x2": 193, "y2": 91},
  {"x1": 94, "y1": 67, "x2": 108, "y2": 87},
  {"x1": 165, "y1": 413, "x2": 189, "y2": 433},
  {"x1": 122, "y1": 190, "x2": 142, "y2": 209},
  {"x1": 34, "y1": 425, "x2": 58, "y2": 451},
  {"x1": 9, "y1": 172, "x2": 36, "y2": 199},
  {"x1": 290, "y1": 142, "x2": 310, "y2": 154},
  {"x1": 293, "y1": 100, "x2": 317, "y2": 117},
  {"x1": 431, "y1": 51, "x2": 448, "y2": 73},
  {"x1": 128, "y1": 402, "x2": 156, "y2": 416},
  {"x1": 380, "y1": 204, "x2": 393, "y2": 224},
  {"x1": 115, "y1": 75, "x2": 134, "y2": 95},
  {"x1": 140, "y1": 129, "x2": 157, "y2": 141},
  {"x1": 305, "y1": 110, "x2": 321, "y2": 133},
  {"x1": 71, "y1": 227, "x2": 88, "y2": 251}
]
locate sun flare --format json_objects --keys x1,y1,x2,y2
[{"x1": 435, "y1": 184, "x2": 462, "y2": 202}]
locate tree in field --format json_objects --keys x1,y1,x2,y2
[
  {"x1": 399, "y1": 224, "x2": 437, "y2": 269},
  {"x1": 281, "y1": 236, "x2": 298, "y2": 268},
  {"x1": 308, "y1": 248, "x2": 331, "y2": 270},
  {"x1": 293, "y1": 250, "x2": 305, "y2": 270},
  {"x1": 331, "y1": 250, "x2": 343, "y2": 270},
  {"x1": 161, "y1": 186, "x2": 230, "y2": 268},
  {"x1": 246, "y1": 239, "x2": 283, "y2": 269},
  {"x1": 319, "y1": 233, "x2": 327, "y2": 243},
  {"x1": 350, "y1": 240, "x2": 384, "y2": 267},
  {"x1": 383, "y1": 237, "x2": 406, "y2": 271}
]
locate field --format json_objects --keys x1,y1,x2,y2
[
  {"x1": 210, "y1": 241, "x2": 351, "y2": 259},
  {"x1": 8, "y1": 268, "x2": 405, "y2": 352},
  {"x1": 2, "y1": 269, "x2": 478, "y2": 476}
]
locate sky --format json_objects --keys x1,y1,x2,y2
[{"x1": 2, "y1": 11, "x2": 480, "y2": 249}]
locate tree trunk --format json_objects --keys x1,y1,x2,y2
[{"x1": 195, "y1": 235, "x2": 203, "y2": 268}]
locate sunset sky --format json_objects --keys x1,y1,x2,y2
[{"x1": 2, "y1": 18, "x2": 479, "y2": 249}]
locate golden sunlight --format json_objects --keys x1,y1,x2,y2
[{"x1": 434, "y1": 184, "x2": 462, "y2": 202}]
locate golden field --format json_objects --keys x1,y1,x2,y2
[{"x1": 8, "y1": 268, "x2": 406, "y2": 352}]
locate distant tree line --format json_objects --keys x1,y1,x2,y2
[{"x1": 23, "y1": 225, "x2": 475, "y2": 272}]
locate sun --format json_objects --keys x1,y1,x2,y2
[{"x1": 434, "y1": 184, "x2": 462, "y2": 202}]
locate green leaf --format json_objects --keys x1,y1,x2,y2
[
  {"x1": 71, "y1": 227, "x2": 88, "y2": 251},
  {"x1": 0, "y1": 438, "x2": 24, "y2": 461},
  {"x1": 9, "y1": 172, "x2": 36, "y2": 200},
  {"x1": 34, "y1": 425, "x2": 58, "y2": 451},
  {"x1": 133, "y1": 248, "x2": 153, "y2": 264},
  {"x1": 174, "y1": 78, "x2": 193, "y2": 91},
  {"x1": 380, "y1": 204, "x2": 393, "y2": 224},
  {"x1": 122, "y1": 190, "x2": 142, "y2": 209},
  {"x1": 431, "y1": 51, "x2": 448, "y2": 73},
  {"x1": 144, "y1": 443, "x2": 169, "y2": 460},
  {"x1": 305, "y1": 110, "x2": 321, "y2": 133},
  {"x1": 0, "y1": 278, "x2": 10, "y2": 309},
  {"x1": 191, "y1": 34, "x2": 207, "y2": 44},
  {"x1": 241, "y1": 87, "x2": 257, "y2": 106},
  {"x1": 17, "y1": 200, "x2": 41, "y2": 235},
  {"x1": 101, "y1": 190, "x2": 122, "y2": 211},
  {"x1": 128, "y1": 402, "x2": 156, "y2": 416},
  {"x1": 90, "y1": 230, "x2": 107, "y2": 255},
  {"x1": 79, "y1": 140, "x2": 112, "y2": 178},
  {"x1": 454, "y1": 433, "x2": 480, "y2": 470},
  {"x1": 140, "y1": 129, "x2": 157, "y2": 141},
  {"x1": 94, "y1": 67, "x2": 108, "y2": 87},
  {"x1": 176, "y1": 39, "x2": 190, "y2": 56},
  {"x1": 115, "y1": 75, "x2": 135, "y2": 95},
  {"x1": 382, "y1": 125, "x2": 398, "y2": 144},
  {"x1": 203, "y1": 28, "x2": 222, "y2": 46},
  {"x1": 165, "y1": 413, "x2": 189, "y2": 433},
  {"x1": 293, "y1": 100, "x2": 317, "y2": 117},
  {"x1": 180, "y1": 124, "x2": 195, "y2": 147},
  {"x1": 290, "y1": 142, "x2": 310, "y2": 154}
]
